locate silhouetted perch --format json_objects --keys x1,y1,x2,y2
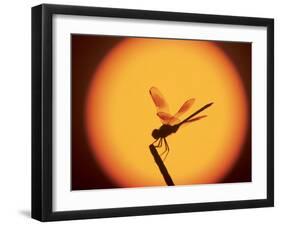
[{"x1": 149, "y1": 144, "x2": 175, "y2": 186}]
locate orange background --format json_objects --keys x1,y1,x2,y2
[{"x1": 71, "y1": 35, "x2": 251, "y2": 190}]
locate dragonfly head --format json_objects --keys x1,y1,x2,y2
[{"x1": 152, "y1": 129, "x2": 160, "y2": 139}]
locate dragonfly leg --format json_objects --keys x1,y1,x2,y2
[
  {"x1": 153, "y1": 138, "x2": 159, "y2": 145},
  {"x1": 154, "y1": 138, "x2": 162, "y2": 148},
  {"x1": 160, "y1": 148, "x2": 167, "y2": 156},
  {"x1": 159, "y1": 138, "x2": 163, "y2": 147},
  {"x1": 160, "y1": 138, "x2": 170, "y2": 157},
  {"x1": 163, "y1": 138, "x2": 170, "y2": 161}
]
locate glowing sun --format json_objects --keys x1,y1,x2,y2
[{"x1": 85, "y1": 38, "x2": 249, "y2": 188}]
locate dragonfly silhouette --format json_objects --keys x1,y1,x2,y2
[{"x1": 150, "y1": 87, "x2": 213, "y2": 161}]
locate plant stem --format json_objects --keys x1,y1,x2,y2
[{"x1": 149, "y1": 144, "x2": 174, "y2": 186}]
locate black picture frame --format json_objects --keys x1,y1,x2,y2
[{"x1": 32, "y1": 3, "x2": 274, "y2": 222}]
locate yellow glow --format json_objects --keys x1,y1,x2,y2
[{"x1": 85, "y1": 38, "x2": 248, "y2": 187}]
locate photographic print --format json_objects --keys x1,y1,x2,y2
[
  {"x1": 32, "y1": 4, "x2": 273, "y2": 221},
  {"x1": 71, "y1": 35, "x2": 251, "y2": 190}
]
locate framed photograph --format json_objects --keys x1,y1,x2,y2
[{"x1": 32, "y1": 4, "x2": 274, "y2": 221}]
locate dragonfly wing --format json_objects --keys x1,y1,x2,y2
[
  {"x1": 157, "y1": 112, "x2": 181, "y2": 125},
  {"x1": 149, "y1": 87, "x2": 169, "y2": 114},
  {"x1": 174, "y1": 98, "x2": 195, "y2": 119},
  {"x1": 186, "y1": 115, "x2": 207, "y2": 123},
  {"x1": 157, "y1": 112, "x2": 174, "y2": 124},
  {"x1": 168, "y1": 117, "x2": 181, "y2": 126},
  {"x1": 180, "y1": 115, "x2": 207, "y2": 128}
]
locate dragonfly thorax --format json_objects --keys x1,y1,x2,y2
[{"x1": 152, "y1": 124, "x2": 179, "y2": 140}]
